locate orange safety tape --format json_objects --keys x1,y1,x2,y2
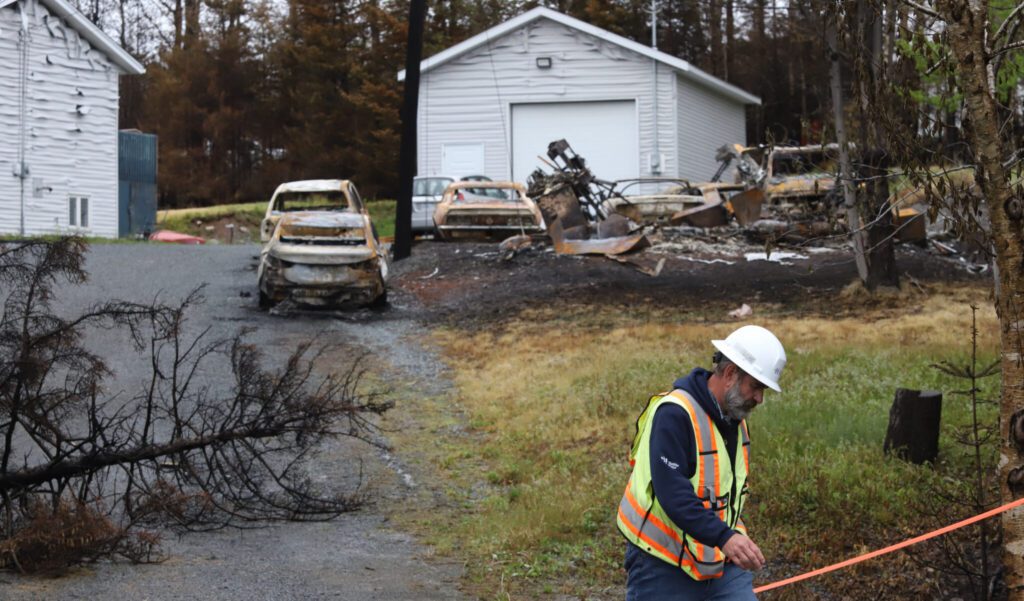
[{"x1": 753, "y1": 496, "x2": 1024, "y2": 594}]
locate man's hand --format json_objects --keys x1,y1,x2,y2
[{"x1": 721, "y1": 534, "x2": 765, "y2": 571}]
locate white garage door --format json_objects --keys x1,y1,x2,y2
[{"x1": 511, "y1": 100, "x2": 638, "y2": 184}]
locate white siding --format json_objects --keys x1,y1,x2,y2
[
  {"x1": 0, "y1": 0, "x2": 122, "y2": 238},
  {"x1": 676, "y1": 74, "x2": 747, "y2": 182},
  {"x1": 417, "y1": 18, "x2": 677, "y2": 193}
]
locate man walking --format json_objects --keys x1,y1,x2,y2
[{"x1": 616, "y1": 325, "x2": 787, "y2": 600}]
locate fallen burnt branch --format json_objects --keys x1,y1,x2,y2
[
  {"x1": 0, "y1": 342, "x2": 388, "y2": 494},
  {"x1": 0, "y1": 238, "x2": 391, "y2": 572}
]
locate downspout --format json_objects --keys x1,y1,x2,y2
[
  {"x1": 16, "y1": 1, "x2": 29, "y2": 236},
  {"x1": 650, "y1": 0, "x2": 660, "y2": 177},
  {"x1": 16, "y1": 1, "x2": 31, "y2": 237}
]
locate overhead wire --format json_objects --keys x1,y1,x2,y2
[{"x1": 483, "y1": 27, "x2": 509, "y2": 178}]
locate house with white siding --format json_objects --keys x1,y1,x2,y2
[
  {"x1": 400, "y1": 7, "x2": 759, "y2": 191},
  {"x1": 0, "y1": 0, "x2": 143, "y2": 238}
]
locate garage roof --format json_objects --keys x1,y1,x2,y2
[
  {"x1": 0, "y1": 0, "x2": 145, "y2": 75},
  {"x1": 398, "y1": 6, "x2": 759, "y2": 106}
]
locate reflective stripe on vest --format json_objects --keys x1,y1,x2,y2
[{"x1": 616, "y1": 389, "x2": 750, "y2": 580}]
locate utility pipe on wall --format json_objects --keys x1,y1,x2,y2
[
  {"x1": 17, "y1": 1, "x2": 30, "y2": 236},
  {"x1": 649, "y1": 0, "x2": 660, "y2": 177}
]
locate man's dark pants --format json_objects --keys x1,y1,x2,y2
[{"x1": 625, "y1": 543, "x2": 756, "y2": 600}]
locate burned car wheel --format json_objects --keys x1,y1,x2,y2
[
  {"x1": 257, "y1": 259, "x2": 276, "y2": 309},
  {"x1": 258, "y1": 288, "x2": 273, "y2": 309},
  {"x1": 369, "y1": 289, "x2": 388, "y2": 309}
]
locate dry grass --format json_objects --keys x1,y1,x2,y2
[
  {"x1": 0, "y1": 500, "x2": 162, "y2": 574},
  {"x1": 156, "y1": 201, "x2": 267, "y2": 223}
]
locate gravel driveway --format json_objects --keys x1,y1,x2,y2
[{"x1": 3, "y1": 243, "x2": 465, "y2": 601}]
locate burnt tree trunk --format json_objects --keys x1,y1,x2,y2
[
  {"x1": 855, "y1": 0, "x2": 899, "y2": 291},
  {"x1": 861, "y1": 148, "x2": 900, "y2": 289},
  {"x1": 708, "y1": 0, "x2": 722, "y2": 77},
  {"x1": 884, "y1": 389, "x2": 942, "y2": 464}
]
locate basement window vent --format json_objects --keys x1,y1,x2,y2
[{"x1": 68, "y1": 196, "x2": 89, "y2": 228}]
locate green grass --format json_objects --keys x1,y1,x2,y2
[
  {"x1": 367, "y1": 200, "x2": 396, "y2": 239},
  {"x1": 157, "y1": 201, "x2": 266, "y2": 240},
  {"x1": 156, "y1": 200, "x2": 396, "y2": 241},
  {"x1": 389, "y1": 288, "x2": 1001, "y2": 599},
  {"x1": 157, "y1": 201, "x2": 268, "y2": 223}
]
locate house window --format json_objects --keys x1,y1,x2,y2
[{"x1": 68, "y1": 196, "x2": 89, "y2": 228}]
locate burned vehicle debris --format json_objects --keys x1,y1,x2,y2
[
  {"x1": 258, "y1": 179, "x2": 389, "y2": 309},
  {"x1": 505, "y1": 137, "x2": 969, "y2": 277},
  {"x1": 716, "y1": 143, "x2": 840, "y2": 206},
  {"x1": 433, "y1": 181, "x2": 545, "y2": 240},
  {"x1": 527, "y1": 139, "x2": 753, "y2": 229}
]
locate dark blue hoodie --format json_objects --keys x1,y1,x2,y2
[{"x1": 646, "y1": 368, "x2": 742, "y2": 550}]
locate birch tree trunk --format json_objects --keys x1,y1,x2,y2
[
  {"x1": 939, "y1": 0, "x2": 1024, "y2": 597},
  {"x1": 827, "y1": 21, "x2": 869, "y2": 283}
]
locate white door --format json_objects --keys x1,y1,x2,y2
[
  {"x1": 511, "y1": 100, "x2": 638, "y2": 184},
  {"x1": 441, "y1": 143, "x2": 486, "y2": 177}
]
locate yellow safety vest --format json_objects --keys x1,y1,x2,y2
[{"x1": 616, "y1": 389, "x2": 750, "y2": 580}]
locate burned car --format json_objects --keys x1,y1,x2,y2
[
  {"x1": 601, "y1": 180, "x2": 758, "y2": 228},
  {"x1": 433, "y1": 181, "x2": 545, "y2": 240},
  {"x1": 257, "y1": 179, "x2": 389, "y2": 308},
  {"x1": 718, "y1": 143, "x2": 839, "y2": 205}
]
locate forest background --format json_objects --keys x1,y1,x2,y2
[{"x1": 81, "y1": 0, "x2": 1024, "y2": 207}]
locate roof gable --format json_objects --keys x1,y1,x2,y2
[
  {"x1": 0, "y1": 0, "x2": 144, "y2": 74},
  {"x1": 398, "y1": 6, "x2": 758, "y2": 105}
]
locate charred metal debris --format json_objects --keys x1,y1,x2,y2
[{"x1": 511, "y1": 139, "x2": 987, "y2": 276}]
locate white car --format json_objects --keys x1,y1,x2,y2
[{"x1": 411, "y1": 175, "x2": 454, "y2": 234}]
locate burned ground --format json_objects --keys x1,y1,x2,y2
[{"x1": 391, "y1": 235, "x2": 987, "y2": 326}]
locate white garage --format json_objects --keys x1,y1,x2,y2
[
  {"x1": 510, "y1": 100, "x2": 638, "y2": 183},
  {"x1": 400, "y1": 7, "x2": 759, "y2": 190}
]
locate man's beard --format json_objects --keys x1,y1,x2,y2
[{"x1": 724, "y1": 380, "x2": 756, "y2": 422}]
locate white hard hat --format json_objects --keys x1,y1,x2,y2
[{"x1": 712, "y1": 325, "x2": 787, "y2": 392}]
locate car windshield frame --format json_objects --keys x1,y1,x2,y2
[
  {"x1": 448, "y1": 185, "x2": 522, "y2": 203},
  {"x1": 770, "y1": 151, "x2": 837, "y2": 177},
  {"x1": 270, "y1": 189, "x2": 355, "y2": 213}
]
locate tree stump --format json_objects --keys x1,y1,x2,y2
[{"x1": 883, "y1": 389, "x2": 942, "y2": 464}]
